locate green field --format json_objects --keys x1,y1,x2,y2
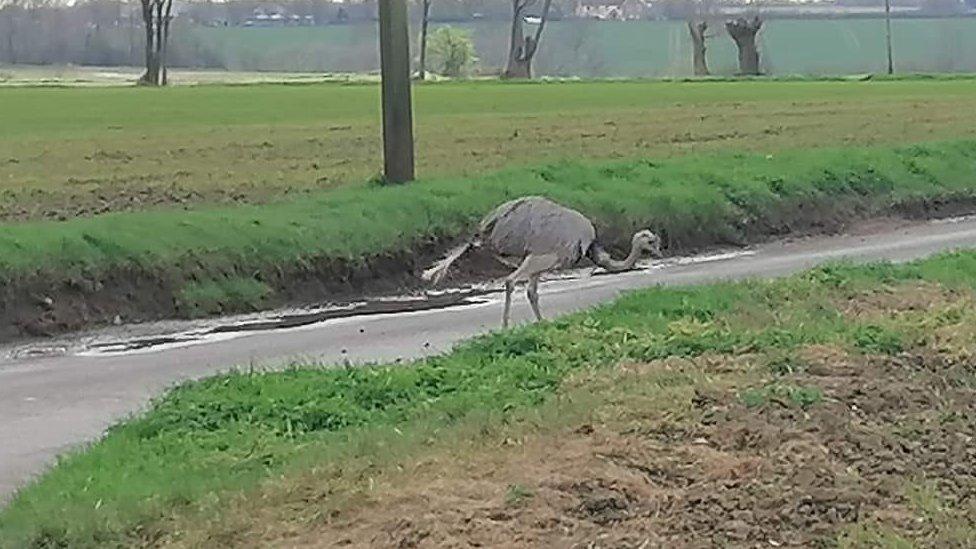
[
  {"x1": 2, "y1": 75, "x2": 976, "y2": 337},
  {"x1": 4, "y1": 251, "x2": 976, "y2": 546},
  {"x1": 2, "y1": 78, "x2": 976, "y2": 338},
  {"x1": 2, "y1": 78, "x2": 976, "y2": 222}
]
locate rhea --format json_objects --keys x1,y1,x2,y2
[{"x1": 422, "y1": 196, "x2": 662, "y2": 328}]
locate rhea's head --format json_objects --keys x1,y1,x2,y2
[{"x1": 633, "y1": 229, "x2": 662, "y2": 258}]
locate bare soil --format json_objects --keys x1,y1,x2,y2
[
  {"x1": 0, "y1": 238, "x2": 510, "y2": 343},
  {"x1": 5, "y1": 84, "x2": 976, "y2": 225},
  {"x1": 274, "y1": 345, "x2": 976, "y2": 549}
]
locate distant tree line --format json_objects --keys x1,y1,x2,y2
[
  {"x1": 0, "y1": 0, "x2": 555, "y2": 68},
  {"x1": 1, "y1": 0, "x2": 973, "y2": 82}
]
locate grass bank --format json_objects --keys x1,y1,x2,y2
[
  {"x1": 3, "y1": 140, "x2": 976, "y2": 339},
  {"x1": 5, "y1": 250, "x2": 976, "y2": 546},
  {"x1": 2, "y1": 78, "x2": 976, "y2": 222}
]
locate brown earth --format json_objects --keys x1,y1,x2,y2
[
  {"x1": 261, "y1": 345, "x2": 976, "y2": 549},
  {"x1": 4, "y1": 88, "x2": 976, "y2": 225},
  {"x1": 0, "y1": 237, "x2": 511, "y2": 342}
]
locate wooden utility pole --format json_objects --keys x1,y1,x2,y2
[
  {"x1": 378, "y1": 0, "x2": 415, "y2": 183},
  {"x1": 884, "y1": 0, "x2": 894, "y2": 75}
]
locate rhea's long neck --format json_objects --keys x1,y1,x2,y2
[{"x1": 593, "y1": 242, "x2": 641, "y2": 272}]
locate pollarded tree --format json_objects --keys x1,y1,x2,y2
[
  {"x1": 726, "y1": 15, "x2": 762, "y2": 76},
  {"x1": 687, "y1": 0, "x2": 715, "y2": 76},
  {"x1": 688, "y1": 20, "x2": 709, "y2": 76},
  {"x1": 502, "y1": 0, "x2": 553, "y2": 79}
]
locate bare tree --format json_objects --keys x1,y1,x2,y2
[
  {"x1": 726, "y1": 16, "x2": 762, "y2": 76},
  {"x1": 884, "y1": 0, "x2": 893, "y2": 74},
  {"x1": 417, "y1": 0, "x2": 431, "y2": 79},
  {"x1": 160, "y1": 0, "x2": 172, "y2": 84},
  {"x1": 138, "y1": 0, "x2": 173, "y2": 86},
  {"x1": 502, "y1": 0, "x2": 553, "y2": 79},
  {"x1": 688, "y1": 20, "x2": 709, "y2": 76},
  {"x1": 686, "y1": 0, "x2": 715, "y2": 77}
]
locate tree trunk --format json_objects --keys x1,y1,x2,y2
[
  {"x1": 503, "y1": 0, "x2": 525, "y2": 79},
  {"x1": 505, "y1": 55, "x2": 532, "y2": 78},
  {"x1": 160, "y1": 0, "x2": 172, "y2": 86},
  {"x1": 139, "y1": 0, "x2": 159, "y2": 85},
  {"x1": 688, "y1": 20, "x2": 709, "y2": 76},
  {"x1": 726, "y1": 16, "x2": 762, "y2": 75},
  {"x1": 153, "y1": 0, "x2": 164, "y2": 84},
  {"x1": 503, "y1": 0, "x2": 552, "y2": 79},
  {"x1": 884, "y1": 0, "x2": 894, "y2": 74},
  {"x1": 137, "y1": 0, "x2": 172, "y2": 86},
  {"x1": 417, "y1": 0, "x2": 430, "y2": 79}
]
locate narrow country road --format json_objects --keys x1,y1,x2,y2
[{"x1": 4, "y1": 216, "x2": 976, "y2": 503}]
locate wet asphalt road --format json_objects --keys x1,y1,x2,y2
[{"x1": 4, "y1": 216, "x2": 976, "y2": 502}]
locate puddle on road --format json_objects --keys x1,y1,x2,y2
[
  {"x1": 52, "y1": 248, "x2": 754, "y2": 358},
  {"x1": 8, "y1": 345, "x2": 70, "y2": 360},
  {"x1": 931, "y1": 214, "x2": 976, "y2": 225},
  {"x1": 78, "y1": 287, "x2": 501, "y2": 357}
]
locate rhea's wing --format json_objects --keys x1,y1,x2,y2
[
  {"x1": 483, "y1": 197, "x2": 595, "y2": 264},
  {"x1": 477, "y1": 197, "x2": 537, "y2": 237}
]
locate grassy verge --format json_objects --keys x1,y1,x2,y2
[
  {"x1": 4, "y1": 251, "x2": 976, "y2": 546},
  {"x1": 2, "y1": 78, "x2": 976, "y2": 222},
  {"x1": 3, "y1": 139, "x2": 976, "y2": 339}
]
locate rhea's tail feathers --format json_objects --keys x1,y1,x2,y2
[{"x1": 421, "y1": 241, "x2": 473, "y2": 285}]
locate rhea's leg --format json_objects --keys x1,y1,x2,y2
[
  {"x1": 503, "y1": 254, "x2": 560, "y2": 328},
  {"x1": 502, "y1": 279, "x2": 514, "y2": 329},
  {"x1": 527, "y1": 275, "x2": 542, "y2": 321}
]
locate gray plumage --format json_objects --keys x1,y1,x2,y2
[
  {"x1": 422, "y1": 196, "x2": 662, "y2": 328},
  {"x1": 479, "y1": 195, "x2": 596, "y2": 267}
]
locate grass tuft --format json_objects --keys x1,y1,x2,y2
[
  {"x1": 740, "y1": 383, "x2": 824, "y2": 410},
  {"x1": 176, "y1": 277, "x2": 272, "y2": 316},
  {"x1": 505, "y1": 484, "x2": 535, "y2": 507}
]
